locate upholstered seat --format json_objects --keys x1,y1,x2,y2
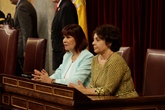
[
  {"x1": 142, "y1": 49, "x2": 165, "y2": 96},
  {"x1": 118, "y1": 47, "x2": 133, "y2": 77},
  {"x1": 23, "y1": 38, "x2": 47, "y2": 75},
  {"x1": 0, "y1": 25, "x2": 19, "y2": 75}
]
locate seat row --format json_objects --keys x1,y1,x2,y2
[
  {"x1": 118, "y1": 47, "x2": 165, "y2": 96},
  {"x1": 0, "y1": 24, "x2": 47, "y2": 77}
]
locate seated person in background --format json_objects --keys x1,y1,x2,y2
[
  {"x1": 32, "y1": 24, "x2": 93, "y2": 86},
  {"x1": 4, "y1": 13, "x2": 14, "y2": 27},
  {"x1": 69, "y1": 24, "x2": 139, "y2": 98},
  {"x1": 0, "y1": 10, "x2": 5, "y2": 24}
]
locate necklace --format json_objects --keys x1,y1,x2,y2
[{"x1": 98, "y1": 52, "x2": 113, "y2": 65}]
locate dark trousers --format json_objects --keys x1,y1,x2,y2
[{"x1": 15, "y1": 57, "x2": 24, "y2": 77}]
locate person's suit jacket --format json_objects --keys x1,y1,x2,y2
[
  {"x1": 14, "y1": 0, "x2": 38, "y2": 58},
  {"x1": 50, "y1": 49, "x2": 93, "y2": 86},
  {"x1": 51, "y1": 0, "x2": 78, "y2": 52}
]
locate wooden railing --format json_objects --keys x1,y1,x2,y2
[{"x1": 0, "y1": 74, "x2": 165, "y2": 110}]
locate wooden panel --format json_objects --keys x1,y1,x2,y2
[
  {"x1": 18, "y1": 80, "x2": 34, "y2": 90},
  {"x1": 1, "y1": 74, "x2": 90, "y2": 101},
  {"x1": 29, "y1": 100, "x2": 44, "y2": 110},
  {"x1": 11, "y1": 96, "x2": 27, "y2": 109},
  {"x1": 45, "y1": 105, "x2": 63, "y2": 110},
  {"x1": 35, "y1": 84, "x2": 53, "y2": 95},
  {"x1": 3, "y1": 77, "x2": 17, "y2": 86},
  {"x1": 53, "y1": 87, "x2": 74, "y2": 99},
  {"x1": 2, "y1": 93, "x2": 10, "y2": 105}
]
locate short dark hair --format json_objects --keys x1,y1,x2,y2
[
  {"x1": 62, "y1": 24, "x2": 88, "y2": 53},
  {"x1": 93, "y1": 24, "x2": 122, "y2": 52}
]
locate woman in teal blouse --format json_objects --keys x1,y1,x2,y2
[{"x1": 32, "y1": 24, "x2": 93, "y2": 86}]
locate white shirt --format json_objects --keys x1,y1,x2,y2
[
  {"x1": 57, "y1": 0, "x2": 62, "y2": 7},
  {"x1": 64, "y1": 62, "x2": 74, "y2": 79},
  {"x1": 17, "y1": 0, "x2": 21, "y2": 6}
]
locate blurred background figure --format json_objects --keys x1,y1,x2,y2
[
  {"x1": 0, "y1": 10, "x2": 5, "y2": 24},
  {"x1": 10, "y1": 0, "x2": 38, "y2": 76},
  {"x1": 51, "y1": 0, "x2": 78, "y2": 71},
  {"x1": 4, "y1": 13, "x2": 14, "y2": 27}
]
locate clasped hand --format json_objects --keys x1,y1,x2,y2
[{"x1": 32, "y1": 69, "x2": 51, "y2": 83}]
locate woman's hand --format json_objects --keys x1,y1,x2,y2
[
  {"x1": 69, "y1": 80, "x2": 87, "y2": 94},
  {"x1": 32, "y1": 69, "x2": 51, "y2": 83},
  {"x1": 69, "y1": 81, "x2": 97, "y2": 95}
]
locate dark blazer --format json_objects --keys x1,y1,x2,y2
[
  {"x1": 51, "y1": 0, "x2": 78, "y2": 70},
  {"x1": 14, "y1": 0, "x2": 38, "y2": 58}
]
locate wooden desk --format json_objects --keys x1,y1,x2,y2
[{"x1": 0, "y1": 74, "x2": 165, "y2": 110}]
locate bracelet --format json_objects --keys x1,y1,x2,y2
[
  {"x1": 95, "y1": 88, "x2": 100, "y2": 96},
  {"x1": 51, "y1": 79, "x2": 56, "y2": 84},
  {"x1": 94, "y1": 87, "x2": 104, "y2": 96}
]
